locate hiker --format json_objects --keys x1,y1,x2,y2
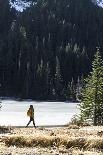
[{"x1": 26, "y1": 105, "x2": 36, "y2": 127}]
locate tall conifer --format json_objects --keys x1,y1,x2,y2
[{"x1": 79, "y1": 49, "x2": 103, "y2": 125}]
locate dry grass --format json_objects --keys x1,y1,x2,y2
[
  {"x1": 65, "y1": 124, "x2": 80, "y2": 129},
  {"x1": 5, "y1": 135, "x2": 62, "y2": 147},
  {"x1": 4, "y1": 134, "x2": 103, "y2": 151},
  {"x1": 0, "y1": 126, "x2": 12, "y2": 134},
  {"x1": 1, "y1": 126, "x2": 103, "y2": 154}
]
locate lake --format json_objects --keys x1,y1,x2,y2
[{"x1": 0, "y1": 100, "x2": 79, "y2": 126}]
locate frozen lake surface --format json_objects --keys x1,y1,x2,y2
[{"x1": 0, "y1": 100, "x2": 79, "y2": 126}]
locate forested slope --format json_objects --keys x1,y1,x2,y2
[{"x1": 0, "y1": 0, "x2": 103, "y2": 100}]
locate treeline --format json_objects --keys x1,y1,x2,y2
[{"x1": 0, "y1": 0, "x2": 103, "y2": 100}]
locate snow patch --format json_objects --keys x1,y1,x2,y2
[
  {"x1": 10, "y1": 0, "x2": 32, "y2": 12},
  {"x1": 98, "y1": 1, "x2": 103, "y2": 7},
  {"x1": 93, "y1": 0, "x2": 103, "y2": 8},
  {"x1": 10, "y1": 0, "x2": 103, "y2": 12}
]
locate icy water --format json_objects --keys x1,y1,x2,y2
[{"x1": 0, "y1": 100, "x2": 79, "y2": 126}]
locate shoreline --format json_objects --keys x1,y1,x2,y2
[
  {"x1": 1, "y1": 125, "x2": 67, "y2": 128},
  {"x1": 0, "y1": 97, "x2": 79, "y2": 103}
]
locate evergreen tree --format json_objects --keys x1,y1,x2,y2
[
  {"x1": 67, "y1": 78, "x2": 76, "y2": 101},
  {"x1": 54, "y1": 56, "x2": 63, "y2": 99},
  {"x1": 0, "y1": 0, "x2": 103, "y2": 100},
  {"x1": 79, "y1": 49, "x2": 103, "y2": 125}
]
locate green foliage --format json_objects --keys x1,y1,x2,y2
[
  {"x1": 54, "y1": 56, "x2": 63, "y2": 99},
  {"x1": 66, "y1": 79, "x2": 76, "y2": 101},
  {"x1": 0, "y1": 0, "x2": 103, "y2": 100},
  {"x1": 79, "y1": 49, "x2": 103, "y2": 125}
]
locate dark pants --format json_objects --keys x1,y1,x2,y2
[{"x1": 26, "y1": 117, "x2": 35, "y2": 127}]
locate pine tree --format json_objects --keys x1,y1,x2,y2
[
  {"x1": 66, "y1": 78, "x2": 76, "y2": 101},
  {"x1": 79, "y1": 49, "x2": 103, "y2": 125},
  {"x1": 54, "y1": 56, "x2": 63, "y2": 100}
]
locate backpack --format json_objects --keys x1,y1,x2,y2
[{"x1": 27, "y1": 109, "x2": 31, "y2": 117}]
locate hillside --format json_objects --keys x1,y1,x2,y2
[{"x1": 0, "y1": 0, "x2": 103, "y2": 100}]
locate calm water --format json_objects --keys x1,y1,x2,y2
[{"x1": 0, "y1": 100, "x2": 79, "y2": 126}]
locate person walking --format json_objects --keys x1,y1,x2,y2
[{"x1": 26, "y1": 105, "x2": 36, "y2": 128}]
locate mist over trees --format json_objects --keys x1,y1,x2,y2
[{"x1": 0, "y1": 0, "x2": 103, "y2": 100}]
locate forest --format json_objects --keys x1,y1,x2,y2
[{"x1": 0, "y1": 0, "x2": 103, "y2": 100}]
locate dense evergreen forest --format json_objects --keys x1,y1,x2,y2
[{"x1": 0, "y1": 0, "x2": 103, "y2": 100}]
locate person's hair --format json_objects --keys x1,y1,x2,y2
[{"x1": 30, "y1": 105, "x2": 33, "y2": 108}]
